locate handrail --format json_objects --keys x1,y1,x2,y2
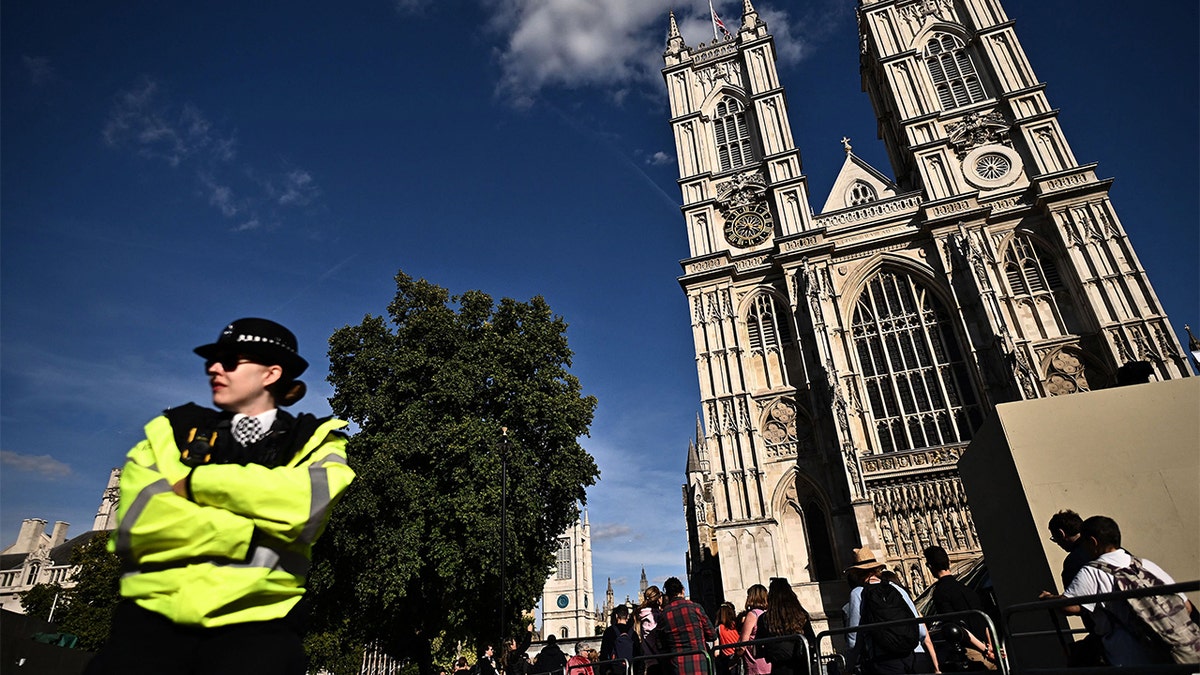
[
  {"x1": 709, "y1": 633, "x2": 813, "y2": 666},
  {"x1": 814, "y1": 608, "x2": 1008, "y2": 675},
  {"x1": 568, "y1": 657, "x2": 631, "y2": 675},
  {"x1": 1003, "y1": 579, "x2": 1199, "y2": 632},
  {"x1": 999, "y1": 579, "x2": 1199, "y2": 674},
  {"x1": 627, "y1": 646, "x2": 713, "y2": 675}
]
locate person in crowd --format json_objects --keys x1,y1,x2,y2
[
  {"x1": 534, "y1": 635, "x2": 568, "y2": 675},
  {"x1": 506, "y1": 623, "x2": 534, "y2": 675},
  {"x1": 659, "y1": 577, "x2": 717, "y2": 675},
  {"x1": 754, "y1": 578, "x2": 815, "y2": 675},
  {"x1": 476, "y1": 645, "x2": 499, "y2": 675},
  {"x1": 1047, "y1": 510, "x2": 1091, "y2": 591},
  {"x1": 923, "y1": 546, "x2": 995, "y2": 670},
  {"x1": 567, "y1": 642, "x2": 593, "y2": 675},
  {"x1": 1045, "y1": 509, "x2": 1104, "y2": 666},
  {"x1": 844, "y1": 548, "x2": 940, "y2": 675},
  {"x1": 85, "y1": 318, "x2": 356, "y2": 675},
  {"x1": 454, "y1": 657, "x2": 472, "y2": 675},
  {"x1": 714, "y1": 602, "x2": 740, "y2": 675},
  {"x1": 878, "y1": 570, "x2": 906, "y2": 593},
  {"x1": 1040, "y1": 515, "x2": 1200, "y2": 666},
  {"x1": 639, "y1": 585, "x2": 667, "y2": 675},
  {"x1": 737, "y1": 583, "x2": 771, "y2": 675},
  {"x1": 600, "y1": 605, "x2": 640, "y2": 675}
]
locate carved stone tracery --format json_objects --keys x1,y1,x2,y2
[{"x1": 945, "y1": 111, "x2": 1011, "y2": 158}]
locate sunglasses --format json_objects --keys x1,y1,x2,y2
[{"x1": 204, "y1": 355, "x2": 262, "y2": 372}]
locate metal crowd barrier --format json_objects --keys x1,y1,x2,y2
[
  {"x1": 814, "y1": 607, "x2": 1008, "y2": 675},
  {"x1": 1000, "y1": 579, "x2": 1199, "y2": 675},
  {"x1": 568, "y1": 656, "x2": 632, "y2": 675}
]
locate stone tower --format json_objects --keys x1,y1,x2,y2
[
  {"x1": 666, "y1": 0, "x2": 1191, "y2": 624},
  {"x1": 541, "y1": 510, "x2": 595, "y2": 640}
]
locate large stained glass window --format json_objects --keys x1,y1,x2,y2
[{"x1": 852, "y1": 271, "x2": 983, "y2": 453}]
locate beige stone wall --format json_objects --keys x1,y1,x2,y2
[{"x1": 960, "y1": 377, "x2": 1199, "y2": 667}]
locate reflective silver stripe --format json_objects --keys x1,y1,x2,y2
[
  {"x1": 115, "y1": 476, "x2": 172, "y2": 559},
  {"x1": 122, "y1": 544, "x2": 311, "y2": 578},
  {"x1": 228, "y1": 544, "x2": 311, "y2": 577},
  {"x1": 300, "y1": 456, "x2": 344, "y2": 544}
]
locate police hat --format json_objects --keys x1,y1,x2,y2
[{"x1": 193, "y1": 318, "x2": 309, "y2": 378}]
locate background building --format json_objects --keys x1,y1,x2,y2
[
  {"x1": 666, "y1": 0, "x2": 1191, "y2": 624},
  {"x1": 540, "y1": 510, "x2": 597, "y2": 640},
  {"x1": 0, "y1": 468, "x2": 119, "y2": 612}
]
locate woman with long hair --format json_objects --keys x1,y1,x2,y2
[
  {"x1": 755, "y1": 578, "x2": 815, "y2": 675},
  {"x1": 738, "y1": 584, "x2": 771, "y2": 675},
  {"x1": 638, "y1": 585, "x2": 665, "y2": 675},
  {"x1": 714, "y1": 602, "x2": 741, "y2": 675}
]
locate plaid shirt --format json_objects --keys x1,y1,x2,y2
[{"x1": 660, "y1": 597, "x2": 716, "y2": 675}]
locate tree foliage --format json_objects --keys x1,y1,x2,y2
[
  {"x1": 57, "y1": 531, "x2": 122, "y2": 650},
  {"x1": 15, "y1": 531, "x2": 121, "y2": 651},
  {"x1": 19, "y1": 582, "x2": 62, "y2": 620},
  {"x1": 308, "y1": 272, "x2": 599, "y2": 674}
]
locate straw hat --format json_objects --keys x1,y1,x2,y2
[{"x1": 845, "y1": 547, "x2": 885, "y2": 572}]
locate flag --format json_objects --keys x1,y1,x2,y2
[{"x1": 710, "y1": 0, "x2": 733, "y2": 40}]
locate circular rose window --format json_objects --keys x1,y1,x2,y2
[
  {"x1": 962, "y1": 144, "x2": 1023, "y2": 190},
  {"x1": 975, "y1": 153, "x2": 1011, "y2": 180}
]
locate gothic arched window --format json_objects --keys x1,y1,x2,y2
[
  {"x1": 713, "y1": 96, "x2": 754, "y2": 172},
  {"x1": 923, "y1": 33, "x2": 987, "y2": 110},
  {"x1": 1004, "y1": 233, "x2": 1064, "y2": 297},
  {"x1": 852, "y1": 271, "x2": 983, "y2": 453},
  {"x1": 846, "y1": 181, "x2": 878, "y2": 207},
  {"x1": 555, "y1": 537, "x2": 571, "y2": 579},
  {"x1": 746, "y1": 293, "x2": 792, "y2": 352},
  {"x1": 745, "y1": 292, "x2": 796, "y2": 392},
  {"x1": 561, "y1": 627, "x2": 569, "y2": 639}
]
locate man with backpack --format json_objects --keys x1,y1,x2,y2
[
  {"x1": 1041, "y1": 515, "x2": 1200, "y2": 666},
  {"x1": 844, "y1": 548, "x2": 939, "y2": 675},
  {"x1": 599, "y1": 605, "x2": 640, "y2": 675}
]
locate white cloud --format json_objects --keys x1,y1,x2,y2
[
  {"x1": 0, "y1": 451, "x2": 73, "y2": 479},
  {"x1": 21, "y1": 56, "x2": 55, "y2": 86},
  {"x1": 276, "y1": 169, "x2": 319, "y2": 207},
  {"x1": 646, "y1": 151, "x2": 672, "y2": 166},
  {"x1": 103, "y1": 78, "x2": 319, "y2": 230},
  {"x1": 483, "y1": 1, "x2": 804, "y2": 105},
  {"x1": 103, "y1": 79, "x2": 236, "y2": 168}
]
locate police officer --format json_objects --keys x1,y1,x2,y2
[{"x1": 86, "y1": 318, "x2": 356, "y2": 675}]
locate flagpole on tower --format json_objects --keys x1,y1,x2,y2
[{"x1": 709, "y1": 0, "x2": 720, "y2": 41}]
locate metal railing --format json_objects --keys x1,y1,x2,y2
[
  {"x1": 1000, "y1": 579, "x2": 1199, "y2": 675},
  {"x1": 815, "y1": 608, "x2": 1008, "y2": 675}
]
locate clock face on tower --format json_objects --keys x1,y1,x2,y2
[
  {"x1": 556, "y1": 594, "x2": 570, "y2": 609},
  {"x1": 724, "y1": 209, "x2": 772, "y2": 248}
]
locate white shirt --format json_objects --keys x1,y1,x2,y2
[
  {"x1": 1063, "y1": 548, "x2": 1181, "y2": 666},
  {"x1": 231, "y1": 409, "x2": 277, "y2": 442}
]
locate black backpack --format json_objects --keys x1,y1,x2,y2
[
  {"x1": 614, "y1": 628, "x2": 637, "y2": 662},
  {"x1": 859, "y1": 581, "x2": 920, "y2": 659}
]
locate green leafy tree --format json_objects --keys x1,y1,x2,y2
[
  {"x1": 19, "y1": 582, "x2": 63, "y2": 621},
  {"x1": 56, "y1": 531, "x2": 121, "y2": 650},
  {"x1": 14, "y1": 531, "x2": 120, "y2": 650},
  {"x1": 307, "y1": 272, "x2": 599, "y2": 675}
]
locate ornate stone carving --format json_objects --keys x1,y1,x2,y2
[
  {"x1": 898, "y1": 0, "x2": 953, "y2": 26},
  {"x1": 1044, "y1": 348, "x2": 1091, "y2": 396},
  {"x1": 945, "y1": 111, "x2": 1011, "y2": 157}
]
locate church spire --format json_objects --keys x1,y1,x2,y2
[
  {"x1": 666, "y1": 10, "x2": 686, "y2": 54},
  {"x1": 740, "y1": 0, "x2": 759, "y2": 30}
]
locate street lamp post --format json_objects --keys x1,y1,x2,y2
[{"x1": 499, "y1": 426, "x2": 510, "y2": 658}]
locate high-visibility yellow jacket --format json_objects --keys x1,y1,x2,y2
[{"x1": 110, "y1": 406, "x2": 355, "y2": 627}]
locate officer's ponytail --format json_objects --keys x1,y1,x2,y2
[{"x1": 270, "y1": 379, "x2": 307, "y2": 406}]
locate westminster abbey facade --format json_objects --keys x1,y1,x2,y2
[{"x1": 667, "y1": 0, "x2": 1192, "y2": 623}]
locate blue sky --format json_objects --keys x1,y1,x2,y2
[{"x1": 2, "y1": 0, "x2": 1197, "y2": 610}]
